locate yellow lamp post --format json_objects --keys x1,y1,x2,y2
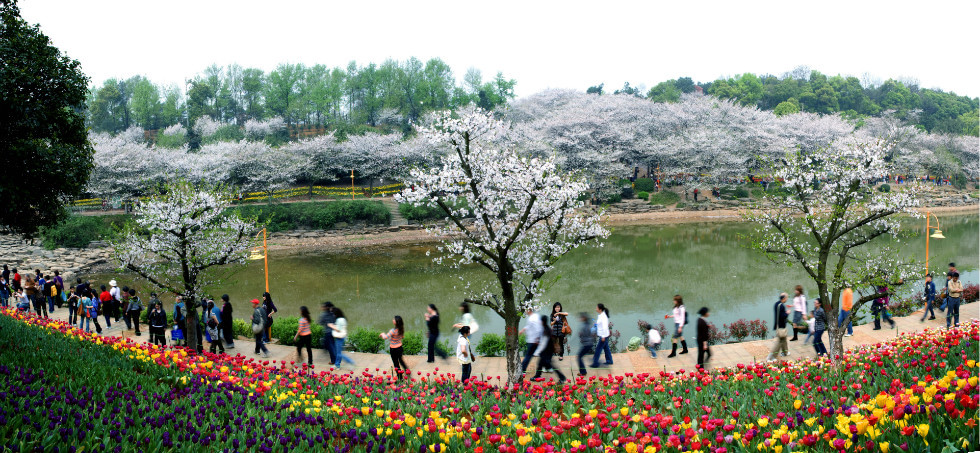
[
  {"x1": 924, "y1": 211, "x2": 945, "y2": 274},
  {"x1": 249, "y1": 228, "x2": 269, "y2": 293}
]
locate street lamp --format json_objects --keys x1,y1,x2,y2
[
  {"x1": 249, "y1": 228, "x2": 269, "y2": 293},
  {"x1": 924, "y1": 211, "x2": 945, "y2": 274}
]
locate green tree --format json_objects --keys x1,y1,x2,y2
[
  {"x1": 647, "y1": 80, "x2": 681, "y2": 103},
  {"x1": 0, "y1": 1, "x2": 95, "y2": 238},
  {"x1": 128, "y1": 76, "x2": 161, "y2": 129},
  {"x1": 89, "y1": 79, "x2": 129, "y2": 133},
  {"x1": 240, "y1": 67, "x2": 265, "y2": 121},
  {"x1": 264, "y1": 63, "x2": 304, "y2": 126},
  {"x1": 773, "y1": 98, "x2": 800, "y2": 116},
  {"x1": 586, "y1": 83, "x2": 604, "y2": 95},
  {"x1": 614, "y1": 81, "x2": 642, "y2": 97},
  {"x1": 158, "y1": 84, "x2": 183, "y2": 128}
]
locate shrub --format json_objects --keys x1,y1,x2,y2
[
  {"x1": 231, "y1": 200, "x2": 390, "y2": 232},
  {"x1": 633, "y1": 178, "x2": 656, "y2": 193},
  {"x1": 707, "y1": 323, "x2": 729, "y2": 346},
  {"x1": 620, "y1": 187, "x2": 634, "y2": 200},
  {"x1": 724, "y1": 319, "x2": 752, "y2": 343},
  {"x1": 733, "y1": 187, "x2": 750, "y2": 198},
  {"x1": 627, "y1": 337, "x2": 643, "y2": 351},
  {"x1": 635, "y1": 191, "x2": 649, "y2": 200},
  {"x1": 748, "y1": 319, "x2": 769, "y2": 340},
  {"x1": 878, "y1": 184, "x2": 891, "y2": 193},
  {"x1": 233, "y1": 319, "x2": 251, "y2": 339},
  {"x1": 674, "y1": 202, "x2": 687, "y2": 209},
  {"x1": 606, "y1": 193, "x2": 622, "y2": 204},
  {"x1": 39, "y1": 214, "x2": 130, "y2": 249},
  {"x1": 963, "y1": 283, "x2": 979, "y2": 303},
  {"x1": 402, "y1": 331, "x2": 424, "y2": 355},
  {"x1": 475, "y1": 333, "x2": 506, "y2": 357},
  {"x1": 399, "y1": 199, "x2": 471, "y2": 222},
  {"x1": 270, "y1": 317, "x2": 299, "y2": 346},
  {"x1": 155, "y1": 132, "x2": 186, "y2": 149},
  {"x1": 348, "y1": 327, "x2": 385, "y2": 353},
  {"x1": 649, "y1": 191, "x2": 680, "y2": 206}
]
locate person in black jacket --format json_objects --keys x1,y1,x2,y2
[
  {"x1": 532, "y1": 315, "x2": 567, "y2": 383},
  {"x1": 148, "y1": 301, "x2": 168, "y2": 346},
  {"x1": 319, "y1": 302, "x2": 337, "y2": 364},
  {"x1": 765, "y1": 293, "x2": 790, "y2": 361},
  {"x1": 220, "y1": 294, "x2": 235, "y2": 349},
  {"x1": 696, "y1": 307, "x2": 712, "y2": 369}
]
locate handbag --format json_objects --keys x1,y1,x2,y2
[{"x1": 561, "y1": 321, "x2": 572, "y2": 335}]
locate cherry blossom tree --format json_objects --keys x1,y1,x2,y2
[
  {"x1": 745, "y1": 138, "x2": 922, "y2": 360},
  {"x1": 398, "y1": 110, "x2": 609, "y2": 385},
  {"x1": 111, "y1": 180, "x2": 256, "y2": 353}
]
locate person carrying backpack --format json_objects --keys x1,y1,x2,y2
[{"x1": 126, "y1": 288, "x2": 143, "y2": 336}]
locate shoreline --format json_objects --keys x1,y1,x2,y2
[{"x1": 267, "y1": 204, "x2": 979, "y2": 253}]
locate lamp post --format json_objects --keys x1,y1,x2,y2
[
  {"x1": 249, "y1": 228, "x2": 269, "y2": 293},
  {"x1": 924, "y1": 211, "x2": 945, "y2": 274},
  {"x1": 350, "y1": 169, "x2": 355, "y2": 201}
]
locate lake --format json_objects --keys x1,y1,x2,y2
[{"x1": 88, "y1": 214, "x2": 978, "y2": 345}]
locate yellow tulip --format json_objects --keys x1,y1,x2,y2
[
  {"x1": 794, "y1": 400, "x2": 802, "y2": 410},
  {"x1": 917, "y1": 424, "x2": 929, "y2": 438},
  {"x1": 879, "y1": 442, "x2": 889, "y2": 453},
  {"x1": 758, "y1": 418, "x2": 769, "y2": 428}
]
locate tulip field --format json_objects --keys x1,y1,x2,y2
[{"x1": 0, "y1": 307, "x2": 977, "y2": 453}]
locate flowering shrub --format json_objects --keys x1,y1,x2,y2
[
  {"x1": 724, "y1": 319, "x2": 752, "y2": 342},
  {"x1": 1, "y1": 307, "x2": 977, "y2": 452},
  {"x1": 964, "y1": 283, "x2": 979, "y2": 303},
  {"x1": 707, "y1": 323, "x2": 730, "y2": 345},
  {"x1": 748, "y1": 319, "x2": 769, "y2": 340}
]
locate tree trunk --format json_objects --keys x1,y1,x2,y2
[
  {"x1": 183, "y1": 296, "x2": 203, "y2": 353},
  {"x1": 504, "y1": 311, "x2": 521, "y2": 386}
]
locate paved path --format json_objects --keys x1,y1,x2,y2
[{"x1": 41, "y1": 305, "x2": 965, "y2": 381}]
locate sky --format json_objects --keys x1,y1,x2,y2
[{"x1": 18, "y1": 0, "x2": 980, "y2": 99}]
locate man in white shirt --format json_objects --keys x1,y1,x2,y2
[
  {"x1": 519, "y1": 307, "x2": 542, "y2": 376},
  {"x1": 456, "y1": 325, "x2": 474, "y2": 382}
]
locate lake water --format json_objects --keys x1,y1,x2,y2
[{"x1": 88, "y1": 214, "x2": 978, "y2": 345}]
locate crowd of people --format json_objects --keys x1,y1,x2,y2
[{"x1": 1, "y1": 261, "x2": 968, "y2": 383}]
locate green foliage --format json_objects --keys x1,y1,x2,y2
[
  {"x1": 635, "y1": 191, "x2": 649, "y2": 200},
  {"x1": 348, "y1": 327, "x2": 385, "y2": 353},
  {"x1": 620, "y1": 187, "x2": 634, "y2": 200},
  {"x1": 675, "y1": 202, "x2": 687, "y2": 209},
  {"x1": 402, "y1": 331, "x2": 424, "y2": 355},
  {"x1": 733, "y1": 187, "x2": 750, "y2": 198},
  {"x1": 475, "y1": 333, "x2": 506, "y2": 356},
  {"x1": 155, "y1": 131, "x2": 186, "y2": 148},
  {"x1": 231, "y1": 200, "x2": 390, "y2": 232},
  {"x1": 233, "y1": 319, "x2": 251, "y2": 339},
  {"x1": 633, "y1": 178, "x2": 656, "y2": 192},
  {"x1": 0, "y1": 2, "x2": 95, "y2": 239},
  {"x1": 951, "y1": 174, "x2": 968, "y2": 190},
  {"x1": 398, "y1": 199, "x2": 471, "y2": 222},
  {"x1": 627, "y1": 337, "x2": 643, "y2": 351},
  {"x1": 39, "y1": 214, "x2": 130, "y2": 249},
  {"x1": 606, "y1": 193, "x2": 622, "y2": 204},
  {"x1": 203, "y1": 124, "x2": 244, "y2": 144},
  {"x1": 878, "y1": 184, "x2": 891, "y2": 193},
  {"x1": 773, "y1": 99, "x2": 800, "y2": 116},
  {"x1": 648, "y1": 191, "x2": 680, "y2": 205}
]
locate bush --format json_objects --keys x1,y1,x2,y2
[
  {"x1": 348, "y1": 327, "x2": 385, "y2": 353},
  {"x1": 963, "y1": 283, "x2": 979, "y2": 303},
  {"x1": 724, "y1": 319, "x2": 752, "y2": 343},
  {"x1": 39, "y1": 214, "x2": 130, "y2": 249},
  {"x1": 633, "y1": 178, "x2": 656, "y2": 193},
  {"x1": 878, "y1": 184, "x2": 891, "y2": 193},
  {"x1": 674, "y1": 202, "x2": 687, "y2": 209},
  {"x1": 748, "y1": 319, "x2": 768, "y2": 340},
  {"x1": 399, "y1": 199, "x2": 471, "y2": 222},
  {"x1": 635, "y1": 191, "x2": 649, "y2": 200},
  {"x1": 606, "y1": 193, "x2": 622, "y2": 204},
  {"x1": 233, "y1": 319, "x2": 251, "y2": 339},
  {"x1": 475, "y1": 333, "x2": 506, "y2": 357},
  {"x1": 620, "y1": 187, "x2": 634, "y2": 200},
  {"x1": 707, "y1": 323, "x2": 729, "y2": 346},
  {"x1": 155, "y1": 132, "x2": 186, "y2": 149},
  {"x1": 231, "y1": 200, "x2": 390, "y2": 232},
  {"x1": 733, "y1": 187, "x2": 750, "y2": 198},
  {"x1": 402, "y1": 331, "x2": 424, "y2": 355},
  {"x1": 649, "y1": 191, "x2": 680, "y2": 206}
]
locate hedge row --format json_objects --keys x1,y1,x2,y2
[{"x1": 231, "y1": 200, "x2": 390, "y2": 232}]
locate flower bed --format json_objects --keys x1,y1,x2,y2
[{"x1": 1, "y1": 307, "x2": 977, "y2": 452}]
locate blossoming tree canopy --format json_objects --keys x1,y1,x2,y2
[
  {"x1": 746, "y1": 138, "x2": 922, "y2": 358},
  {"x1": 398, "y1": 109, "x2": 609, "y2": 385},
  {"x1": 111, "y1": 181, "x2": 257, "y2": 351}
]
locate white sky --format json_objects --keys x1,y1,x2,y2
[{"x1": 18, "y1": 0, "x2": 980, "y2": 99}]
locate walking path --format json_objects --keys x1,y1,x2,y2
[{"x1": 41, "y1": 305, "x2": 963, "y2": 381}]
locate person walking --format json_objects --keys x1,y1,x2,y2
[
  {"x1": 126, "y1": 288, "x2": 143, "y2": 336},
  {"x1": 66, "y1": 288, "x2": 79, "y2": 326},
  {"x1": 220, "y1": 294, "x2": 235, "y2": 349},
  {"x1": 696, "y1": 307, "x2": 711, "y2": 368},
  {"x1": 173, "y1": 296, "x2": 187, "y2": 346},
  {"x1": 25, "y1": 275, "x2": 45, "y2": 318},
  {"x1": 872, "y1": 285, "x2": 896, "y2": 330},
  {"x1": 921, "y1": 275, "x2": 937, "y2": 322},
  {"x1": 328, "y1": 308, "x2": 356, "y2": 368},
  {"x1": 766, "y1": 293, "x2": 790, "y2": 361},
  {"x1": 0, "y1": 274, "x2": 8, "y2": 308},
  {"x1": 53, "y1": 270, "x2": 64, "y2": 308},
  {"x1": 946, "y1": 272, "x2": 963, "y2": 328},
  {"x1": 666, "y1": 295, "x2": 689, "y2": 358},
  {"x1": 452, "y1": 302, "x2": 479, "y2": 335},
  {"x1": 576, "y1": 312, "x2": 594, "y2": 377},
  {"x1": 251, "y1": 298, "x2": 270, "y2": 358},
  {"x1": 532, "y1": 315, "x2": 567, "y2": 383},
  {"x1": 456, "y1": 325, "x2": 475, "y2": 383},
  {"x1": 261, "y1": 292, "x2": 277, "y2": 343},
  {"x1": 148, "y1": 301, "x2": 168, "y2": 346},
  {"x1": 812, "y1": 298, "x2": 828, "y2": 356},
  {"x1": 293, "y1": 306, "x2": 314, "y2": 367},
  {"x1": 319, "y1": 302, "x2": 337, "y2": 364},
  {"x1": 549, "y1": 302, "x2": 570, "y2": 363},
  {"x1": 519, "y1": 307, "x2": 543, "y2": 375},
  {"x1": 80, "y1": 295, "x2": 98, "y2": 333},
  {"x1": 424, "y1": 304, "x2": 448, "y2": 363},
  {"x1": 206, "y1": 300, "x2": 224, "y2": 353},
  {"x1": 838, "y1": 287, "x2": 854, "y2": 336},
  {"x1": 98, "y1": 285, "x2": 113, "y2": 328},
  {"x1": 645, "y1": 323, "x2": 662, "y2": 358},
  {"x1": 381, "y1": 315, "x2": 409, "y2": 380},
  {"x1": 590, "y1": 303, "x2": 613, "y2": 367},
  {"x1": 109, "y1": 280, "x2": 122, "y2": 323},
  {"x1": 790, "y1": 286, "x2": 807, "y2": 341},
  {"x1": 43, "y1": 275, "x2": 56, "y2": 313}
]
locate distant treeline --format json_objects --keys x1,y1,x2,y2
[
  {"x1": 87, "y1": 57, "x2": 516, "y2": 136},
  {"x1": 591, "y1": 67, "x2": 979, "y2": 136}
]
